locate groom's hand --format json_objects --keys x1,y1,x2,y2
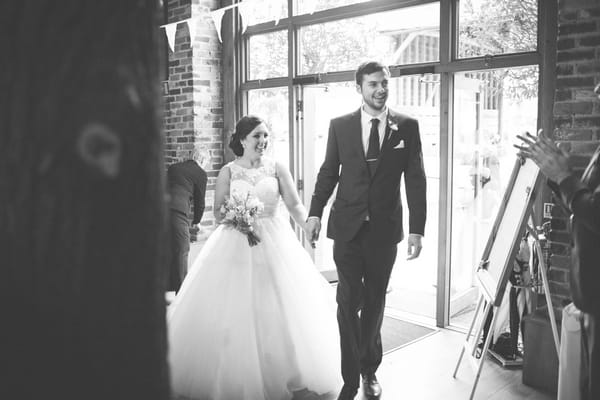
[
  {"x1": 406, "y1": 234, "x2": 423, "y2": 260},
  {"x1": 305, "y1": 217, "x2": 321, "y2": 248}
]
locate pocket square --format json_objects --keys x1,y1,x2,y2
[{"x1": 393, "y1": 140, "x2": 405, "y2": 149}]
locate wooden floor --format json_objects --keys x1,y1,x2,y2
[{"x1": 349, "y1": 327, "x2": 555, "y2": 400}]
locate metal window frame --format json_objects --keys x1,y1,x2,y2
[{"x1": 225, "y1": 0, "x2": 555, "y2": 328}]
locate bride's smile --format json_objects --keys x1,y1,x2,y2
[{"x1": 241, "y1": 123, "x2": 269, "y2": 160}]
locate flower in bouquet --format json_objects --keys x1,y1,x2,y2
[{"x1": 219, "y1": 190, "x2": 264, "y2": 246}]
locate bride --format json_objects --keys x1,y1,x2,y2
[{"x1": 167, "y1": 115, "x2": 341, "y2": 400}]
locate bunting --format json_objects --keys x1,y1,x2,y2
[
  {"x1": 237, "y1": 0, "x2": 251, "y2": 35},
  {"x1": 210, "y1": 9, "x2": 226, "y2": 43},
  {"x1": 164, "y1": 22, "x2": 178, "y2": 52},
  {"x1": 304, "y1": 0, "x2": 318, "y2": 15},
  {"x1": 187, "y1": 17, "x2": 198, "y2": 42},
  {"x1": 159, "y1": 0, "x2": 282, "y2": 46}
]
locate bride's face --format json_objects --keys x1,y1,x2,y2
[{"x1": 242, "y1": 123, "x2": 269, "y2": 158}]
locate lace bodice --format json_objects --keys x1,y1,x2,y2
[{"x1": 227, "y1": 158, "x2": 280, "y2": 217}]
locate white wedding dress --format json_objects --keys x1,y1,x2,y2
[{"x1": 168, "y1": 158, "x2": 341, "y2": 400}]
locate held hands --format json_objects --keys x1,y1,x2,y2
[
  {"x1": 406, "y1": 234, "x2": 423, "y2": 260},
  {"x1": 515, "y1": 129, "x2": 572, "y2": 184},
  {"x1": 304, "y1": 217, "x2": 321, "y2": 248}
]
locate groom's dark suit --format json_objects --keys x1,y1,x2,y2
[{"x1": 309, "y1": 108, "x2": 426, "y2": 390}]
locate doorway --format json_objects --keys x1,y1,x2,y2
[{"x1": 298, "y1": 75, "x2": 440, "y2": 322}]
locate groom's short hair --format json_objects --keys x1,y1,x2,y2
[{"x1": 355, "y1": 61, "x2": 389, "y2": 86}]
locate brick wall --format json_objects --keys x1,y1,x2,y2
[
  {"x1": 547, "y1": 0, "x2": 600, "y2": 311},
  {"x1": 164, "y1": 0, "x2": 223, "y2": 240}
]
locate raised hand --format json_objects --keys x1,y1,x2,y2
[{"x1": 515, "y1": 129, "x2": 572, "y2": 183}]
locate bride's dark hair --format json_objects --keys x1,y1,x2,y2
[{"x1": 229, "y1": 115, "x2": 265, "y2": 157}]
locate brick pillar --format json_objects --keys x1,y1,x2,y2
[
  {"x1": 164, "y1": 0, "x2": 223, "y2": 240},
  {"x1": 548, "y1": 0, "x2": 600, "y2": 311}
]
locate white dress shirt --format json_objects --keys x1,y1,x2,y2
[{"x1": 360, "y1": 106, "x2": 388, "y2": 156}]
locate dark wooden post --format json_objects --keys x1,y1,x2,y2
[{"x1": 0, "y1": 2, "x2": 170, "y2": 399}]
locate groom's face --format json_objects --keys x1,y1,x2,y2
[{"x1": 357, "y1": 70, "x2": 389, "y2": 114}]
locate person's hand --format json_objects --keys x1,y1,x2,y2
[
  {"x1": 406, "y1": 234, "x2": 423, "y2": 260},
  {"x1": 304, "y1": 217, "x2": 321, "y2": 248},
  {"x1": 515, "y1": 129, "x2": 572, "y2": 183}
]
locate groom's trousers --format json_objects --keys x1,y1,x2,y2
[{"x1": 333, "y1": 221, "x2": 397, "y2": 390}]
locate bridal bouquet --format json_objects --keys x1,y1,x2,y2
[{"x1": 219, "y1": 190, "x2": 264, "y2": 246}]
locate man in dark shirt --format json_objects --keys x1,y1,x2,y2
[
  {"x1": 516, "y1": 83, "x2": 600, "y2": 400},
  {"x1": 167, "y1": 146, "x2": 208, "y2": 292}
]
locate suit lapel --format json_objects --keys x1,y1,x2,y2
[
  {"x1": 347, "y1": 109, "x2": 366, "y2": 165},
  {"x1": 373, "y1": 110, "x2": 403, "y2": 178},
  {"x1": 348, "y1": 108, "x2": 399, "y2": 179},
  {"x1": 371, "y1": 112, "x2": 394, "y2": 178}
]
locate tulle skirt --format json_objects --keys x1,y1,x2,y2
[{"x1": 167, "y1": 215, "x2": 342, "y2": 400}]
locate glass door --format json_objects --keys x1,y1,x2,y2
[
  {"x1": 299, "y1": 74, "x2": 440, "y2": 321},
  {"x1": 449, "y1": 66, "x2": 539, "y2": 328},
  {"x1": 299, "y1": 82, "x2": 358, "y2": 278}
]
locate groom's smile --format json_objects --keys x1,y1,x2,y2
[{"x1": 357, "y1": 70, "x2": 389, "y2": 114}]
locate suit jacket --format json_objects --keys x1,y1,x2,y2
[
  {"x1": 308, "y1": 108, "x2": 427, "y2": 244},
  {"x1": 167, "y1": 160, "x2": 207, "y2": 225}
]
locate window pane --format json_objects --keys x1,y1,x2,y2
[
  {"x1": 248, "y1": 88, "x2": 289, "y2": 168},
  {"x1": 241, "y1": 0, "x2": 287, "y2": 27},
  {"x1": 458, "y1": 0, "x2": 538, "y2": 58},
  {"x1": 248, "y1": 88, "x2": 290, "y2": 218},
  {"x1": 449, "y1": 66, "x2": 539, "y2": 329},
  {"x1": 295, "y1": 0, "x2": 370, "y2": 16},
  {"x1": 248, "y1": 30, "x2": 288, "y2": 80},
  {"x1": 388, "y1": 74, "x2": 441, "y2": 320},
  {"x1": 298, "y1": 3, "x2": 440, "y2": 75},
  {"x1": 302, "y1": 83, "x2": 357, "y2": 273}
]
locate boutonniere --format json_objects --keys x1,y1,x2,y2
[{"x1": 387, "y1": 118, "x2": 399, "y2": 133}]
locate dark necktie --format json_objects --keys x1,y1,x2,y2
[{"x1": 366, "y1": 118, "x2": 380, "y2": 176}]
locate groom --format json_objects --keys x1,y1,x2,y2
[{"x1": 306, "y1": 61, "x2": 427, "y2": 399}]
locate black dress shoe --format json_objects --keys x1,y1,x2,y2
[
  {"x1": 361, "y1": 373, "x2": 382, "y2": 397},
  {"x1": 337, "y1": 385, "x2": 358, "y2": 400}
]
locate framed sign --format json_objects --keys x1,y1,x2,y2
[{"x1": 476, "y1": 156, "x2": 541, "y2": 305}]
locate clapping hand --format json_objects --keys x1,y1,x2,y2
[{"x1": 515, "y1": 129, "x2": 572, "y2": 183}]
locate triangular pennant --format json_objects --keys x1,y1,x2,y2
[
  {"x1": 304, "y1": 0, "x2": 317, "y2": 15},
  {"x1": 274, "y1": 1, "x2": 283, "y2": 25},
  {"x1": 237, "y1": 0, "x2": 250, "y2": 34},
  {"x1": 164, "y1": 23, "x2": 177, "y2": 52},
  {"x1": 210, "y1": 9, "x2": 226, "y2": 43},
  {"x1": 186, "y1": 17, "x2": 198, "y2": 42},
  {"x1": 264, "y1": 0, "x2": 282, "y2": 25}
]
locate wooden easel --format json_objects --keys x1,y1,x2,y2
[
  {"x1": 452, "y1": 218, "x2": 561, "y2": 399},
  {"x1": 452, "y1": 157, "x2": 560, "y2": 399}
]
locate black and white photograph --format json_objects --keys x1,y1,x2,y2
[{"x1": 2, "y1": 0, "x2": 600, "y2": 399}]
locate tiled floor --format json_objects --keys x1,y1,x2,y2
[
  {"x1": 352, "y1": 327, "x2": 555, "y2": 400},
  {"x1": 182, "y1": 242, "x2": 557, "y2": 400}
]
